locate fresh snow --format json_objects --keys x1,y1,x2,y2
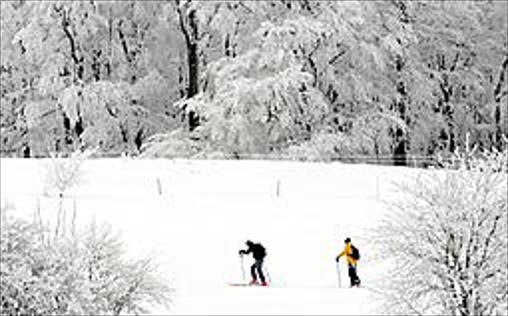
[{"x1": 0, "y1": 158, "x2": 424, "y2": 315}]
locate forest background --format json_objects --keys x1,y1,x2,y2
[{"x1": 1, "y1": 0, "x2": 507, "y2": 166}]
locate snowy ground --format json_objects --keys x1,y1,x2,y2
[{"x1": 0, "y1": 158, "x2": 424, "y2": 315}]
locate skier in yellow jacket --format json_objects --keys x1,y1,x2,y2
[{"x1": 336, "y1": 237, "x2": 361, "y2": 287}]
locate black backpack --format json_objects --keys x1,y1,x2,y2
[
  {"x1": 252, "y1": 243, "x2": 266, "y2": 259},
  {"x1": 350, "y1": 245, "x2": 360, "y2": 260},
  {"x1": 258, "y1": 244, "x2": 267, "y2": 258}
]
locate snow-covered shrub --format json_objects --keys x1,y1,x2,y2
[
  {"x1": 0, "y1": 210, "x2": 171, "y2": 316},
  {"x1": 191, "y1": 149, "x2": 239, "y2": 160},
  {"x1": 42, "y1": 149, "x2": 93, "y2": 240},
  {"x1": 284, "y1": 132, "x2": 343, "y2": 162},
  {"x1": 373, "y1": 145, "x2": 508, "y2": 315},
  {"x1": 140, "y1": 129, "x2": 203, "y2": 159},
  {"x1": 283, "y1": 126, "x2": 399, "y2": 163},
  {"x1": 437, "y1": 134, "x2": 508, "y2": 173},
  {"x1": 43, "y1": 149, "x2": 93, "y2": 197}
]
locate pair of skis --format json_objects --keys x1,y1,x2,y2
[
  {"x1": 229, "y1": 257, "x2": 356, "y2": 288},
  {"x1": 229, "y1": 255, "x2": 270, "y2": 287},
  {"x1": 228, "y1": 282, "x2": 267, "y2": 287}
]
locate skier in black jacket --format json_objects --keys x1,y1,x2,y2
[{"x1": 239, "y1": 240, "x2": 268, "y2": 286}]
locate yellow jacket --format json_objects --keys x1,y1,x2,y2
[{"x1": 338, "y1": 242, "x2": 358, "y2": 265}]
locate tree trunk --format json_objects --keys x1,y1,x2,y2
[
  {"x1": 186, "y1": 10, "x2": 200, "y2": 131},
  {"x1": 106, "y1": 6, "x2": 113, "y2": 79},
  {"x1": 393, "y1": 63, "x2": 408, "y2": 166},
  {"x1": 176, "y1": 1, "x2": 200, "y2": 131},
  {"x1": 493, "y1": 56, "x2": 508, "y2": 149},
  {"x1": 61, "y1": 8, "x2": 83, "y2": 83},
  {"x1": 187, "y1": 39, "x2": 199, "y2": 130},
  {"x1": 393, "y1": 138, "x2": 407, "y2": 166}
]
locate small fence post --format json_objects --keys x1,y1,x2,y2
[
  {"x1": 156, "y1": 178, "x2": 162, "y2": 196},
  {"x1": 71, "y1": 197, "x2": 77, "y2": 237}
]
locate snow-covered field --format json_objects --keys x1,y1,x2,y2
[{"x1": 0, "y1": 158, "x2": 424, "y2": 315}]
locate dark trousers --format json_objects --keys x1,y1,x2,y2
[
  {"x1": 348, "y1": 263, "x2": 360, "y2": 286},
  {"x1": 251, "y1": 259, "x2": 266, "y2": 283}
]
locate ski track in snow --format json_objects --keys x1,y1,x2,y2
[{"x1": 1, "y1": 158, "x2": 424, "y2": 315}]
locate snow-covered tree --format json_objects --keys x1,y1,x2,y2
[
  {"x1": 1, "y1": 1, "x2": 184, "y2": 157},
  {"x1": 373, "y1": 141, "x2": 508, "y2": 315},
  {"x1": 2, "y1": 1, "x2": 507, "y2": 161},
  {"x1": 174, "y1": 14, "x2": 331, "y2": 157},
  {"x1": 385, "y1": 1, "x2": 508, "y2": 162}
]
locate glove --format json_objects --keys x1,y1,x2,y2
[
  {"x1": 239, "y1": 250, "x2": 244, "y2": 256},
  {"x1": 335, "y1": 256, "x2": 340, "y2": 262}
]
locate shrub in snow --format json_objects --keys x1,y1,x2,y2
[
  {"x1": 374, "y1": 144, "x2": 508, "y2": 315},
  {"x1": 0, "y1": 209, "x2": 172, "y2": 316},
  {"x1": 42, "y1": 150, "x2": 90, "y2": 197},
  {"x1": 283, "y1": 131, "x2": 384, "y2": 162},
  {"x1": 436, "y1": 135, "x2": 508, "y2": 173},
  {"x1": 140, "y1": 129, "x2": 203, "y2": 159},
  {"x1": 42, "y1": 149, "x2": 92, "y2": 240},
  {"x1": 283, "y1": 132, "x2": 343, "y2": 162}
]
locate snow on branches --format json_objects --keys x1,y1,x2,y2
[
  {"x1": 373, "y1": 144, "x2": 508, "y2": 315},
  {"x1": 176, "y1": 16, "x2": 329, "y2": 156},
  {"x1": 0, "y1": 209, "x2": 172, "y2": 316}
]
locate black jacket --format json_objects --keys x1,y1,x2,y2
[{"x1": 240, "y1": 242, "x2": 266, "y2": 260}]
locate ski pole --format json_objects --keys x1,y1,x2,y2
[
  {"x1": 336, "y1": 260, "x2": 341, "y2": 288},
  {"x1": 240, "y1": 255, "x2": 246, "y2": 282},
  {"x1": 264, "y1": 263, "x2": 271, "y2": 285}
]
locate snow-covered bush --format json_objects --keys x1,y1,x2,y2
[
  {"x1": 374, "y1": 144, "x2": 508, "y2": 315},
  {"x1": 284, "y1": 132, "x2": 343, "y2": 162},
  {"x1": 42, "y1": 149, "x2": 93, "y2": 240},
  {"x1": 437, "y1": 135, "x2": 508, "y2": 173},
  {"x1": 283, "y1": 118, "x2": 403, "y2": 163},
  {"x1": 140, "y1": 129, "x2": 203, "y2": 159},
  {"x1": 0, "y1": 210, "x2": 171, "y2": 316},
  {"x1": 43, "y1": 149, "x2": 93, "y2": 197}
]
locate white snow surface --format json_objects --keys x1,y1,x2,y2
[{"x1": 0, "y1": 158, "x2": 424, "y2": 315}]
